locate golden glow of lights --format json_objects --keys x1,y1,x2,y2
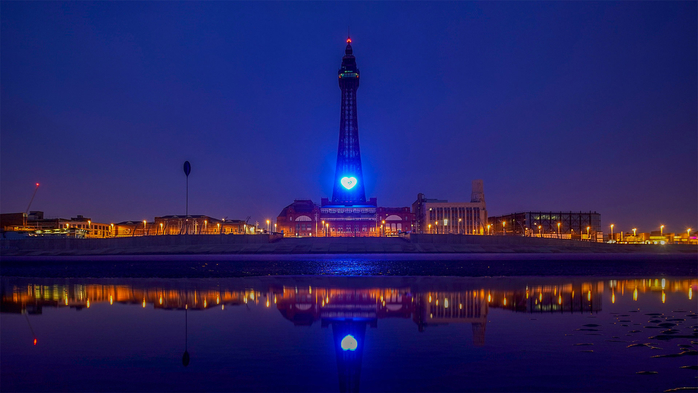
[
  {"x1": 633, "y1": 288, "x2": 638, "y2": 301},
  {"x1": 444, "y1": 299, "x2": 449, "y2": 308},
  {"x1": 65, "y1": 297, "x2": 68, "y2": 305},
  {"x1": 572, "y1": 291, "x2": 575, "y2": 299},
  {"x1": 86, "y1": 299, "x2": 90, "y2": 308},
  {"x1": 558, "y1": 295, "x2": 562, "y2": 305},
  {"x1": 526, "y1": 290, "x2": 529, "y2": 299},
  {"x1": 662, "y1": 291, "x2": 666, "y2": 303},
  {"x1": 689, "y1": 287, "x2": 693, "y2": 300},
  {"x1": 142, "y1": 299, "x2": 146, "y2": 308}
]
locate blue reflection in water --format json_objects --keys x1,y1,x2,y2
[{"x1": 0, "y1": 275, "x2": 696, "y2": 392}]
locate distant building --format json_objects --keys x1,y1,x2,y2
[
  {"x1": 115, "y1": 215, "x2": 254, "y2": 237},
  {"x1": 412, "y1": 180, "x2": 487, "y2": 234},
  {"x1": 488, "y1": 211, "x2": 601, "y2": 240},
  {"x1": 1, "y1": 211, "x2": 111, "y2": 238}
]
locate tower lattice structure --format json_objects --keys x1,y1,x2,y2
[{"x1": 331, "y1": 37, "x2": 366, "y2": 205}]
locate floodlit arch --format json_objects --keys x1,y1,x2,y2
[
  {"x1": 385, "y1": 215, "x2": 402, "y2": 221},
  {"x1": 295, "y1": 216, "x2": 312, "y2": 222}
]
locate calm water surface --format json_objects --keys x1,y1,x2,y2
[{"x1": 1, "y1": 273, "x2": 696, "y2": 392}]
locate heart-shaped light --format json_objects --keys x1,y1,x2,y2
[{"x1": 340, "y1": 176, "x2": 357, "y2": 190}]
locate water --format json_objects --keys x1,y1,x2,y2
[{"x1": 1, "y1": 257, "x2": 697, "y2": 392}]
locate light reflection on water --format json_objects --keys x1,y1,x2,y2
[{"x1": 1, "y1": 276, "x2": 696, "y2": 392}]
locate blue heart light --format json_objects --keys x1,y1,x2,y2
[{"x1": 341, "y1": 176, "x2": 357, "y2": 190}]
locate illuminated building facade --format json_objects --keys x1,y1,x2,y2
[
  {"x1": 488, "y1": 211, "x2": 601, "y2": 240},
  {"x1": 115, "y1": 215, "x2": 254, "y2": 237},
  {"x1": 0, "y1": 211, "x2": 112, "y2": 238},
  {"x1": 412, "y1": 180, "x2": 487, "y2": 234}
]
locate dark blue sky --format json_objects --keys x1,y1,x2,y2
[{"x1": 2, "y1": 2, "x2": 696, "y2": 233}]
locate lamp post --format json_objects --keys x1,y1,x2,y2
[
  {"x1": 487, "y1": 224, "x2": 490, "y2": 236},
  {"x1": 538, "y1": 225, "x2": 542, "y2": 238},
  {"x1": 274, "y1": 223, "x2": 277, "y2": 233},
  {"x1": 322, "y1": 220, "x2": 325, "y2": 237},
  {"x1": 217, "y1": 223, "x2": 220, "y2": 234},
  {"x1": 266, "y1": 220, "x2": 270, "y2": 233},
  {"x1": 557, "y1": 222, "x2": 561, "y2": 239},
  {"x1": 428, "y1": 224, "x2": 432, "y2": 234},
  {"x1": 459, "y1": 218, "x2": 462, "y2": 235},
  {"x1": 610, "y1": 224, "x2": 614, "y2": 241},
  {"x1": 587, "y1": 226, "x2": 591, "y2": 242},
  {"x1": 326, "y1": 223, "x2": 329, "y2": 237},
  {"x1": 503, "y1": 221, "x2": 506, "y2": 236},
  {"x1": 632, "y1": 228, "x2": 637, "y2": 237},
  {"x1": 660, "y1": 225, "x2": 664, "y2": 236},
  {"x1": 435, "y1": 221, "x2": 438, "y2": 235},
  {"x1": 160, "y1": 222, "x2": 164, "y2": 235},
  {"x1": 382, "y1": 220, "x2": 386, "y2": 237},
  {"x1": 688, "y1": 228, "x2": 691, "y2": 238}
]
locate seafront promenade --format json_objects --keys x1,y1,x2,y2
[{"x1": 1, "y1": 234, "x2": 696, "y2": 256}]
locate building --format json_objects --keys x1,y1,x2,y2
[
  {"x1": 412, "y1": 180, "x2": 487, "y2": 234},
  {"x1": 115, "y1": 215, "x2": 255, "y2": 237},
  {"x1": 1, "y1": 211, "x2": 112, "y2": 238},
  {"x1": 276, "y1": 38, "x2": 412, "y2": 237},
  {"x1": 487, "y1": 211, "x2": 601, "y2": 240}
]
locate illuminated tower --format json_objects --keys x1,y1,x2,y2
[{"x1": 331, "y1": 37, "x2": 366, "y2": 204}]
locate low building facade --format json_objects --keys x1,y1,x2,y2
[{"x1": 412, "y1": 180, "x2": 487, "y2": 235}]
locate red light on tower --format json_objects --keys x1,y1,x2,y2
[
  {"x1": 33, "y1": 338, "x2": 37, "y2": 346},
  {"x1": 346, "y1": 38, "x2": 351, "y2": 43},
  {"x1": 36, "y1": 183, "x2": 40, "y2": 186}
]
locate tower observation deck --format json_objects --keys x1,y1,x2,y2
[{"x1": 331, "y1": 37, "x2": 366, "y2": 205}]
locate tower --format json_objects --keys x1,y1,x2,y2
[{"x1": 331, "y1": 37, "x2": 366, "y2": 204}]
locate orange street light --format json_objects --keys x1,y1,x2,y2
[
  {"x1": 632, "y1": 228, "x2": 637, "y2": 236},
  {"x1": 538, "y1": 225, "x2": 542, "y2": 237},
  {"x1": 503, "y1": 221, "x2": 506, "y2": 236},
  {"x1": 428, "y1": 224, "x2": 432, "y2": 234},
  {"x1": 660, "y1": 225, "x2": 664, "y2": 236},
  {"x1": 217, "y1": 223, "x2": 221, "y2": 233},
  {"x1": 266, "y1": 219, "x2": 270, "y2": 233},
  {"x1": 557, "y1": 222, "x2": 561, "y2": 238},
  {"x1": 610, "y1": 224, "x2": 614, "y2": 239},
  {"x1": 487, "y1": 224, "x2": 491, "y2": 235}
]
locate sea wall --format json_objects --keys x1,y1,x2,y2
[{"x1": 1, "y1": 234, "x2": 696, "y2": 256}]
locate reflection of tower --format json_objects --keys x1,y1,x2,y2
[
  {"x1": 332, "y1": 37, "x2": 366, "y2": 205},
  {"x1": 331, "y1": 320, "x2": 367, "y2": 393}
]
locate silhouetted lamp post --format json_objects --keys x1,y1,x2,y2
[{"x1": 183, "y1": 161, "x2": 191, "y2": 234}]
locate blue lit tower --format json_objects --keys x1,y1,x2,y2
[{"x1": 332, "y1": 37, "x2": 366, "y2": 204}]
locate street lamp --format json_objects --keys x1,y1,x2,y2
[
  {"x1": 503, "y1": 221, "x2": 506, "y2": 236},
  {"x1": 382, "y1": 220, "x2": 386, "y2": 237},
  {"x1": 487, "y1": 224, "x2": 490, "y2": 236},
  {"x1": 587, "y1": 226, "x2": 590, "y2": 242},
  {"x1": 428, "y1": 224, "x2": 432, "y2": 234},
  {"x1": 160, "y1": 222, "x2": 163, "y2": 235},
  {"x1": 217, "y1": 223, "x2": 220, "y2": 234},
  {"x1": 610, "y1": 224, "x2": 614, "y2": 241},
  {"x1": 660, "y1": 225, "x2": 664, "y2": 236},
  {"x1": 435, "y1": 221, "x2": 438, "y2": 235},
  {"x1": 557, "y1": 222, "x2": 561, "y2": 239},
  {"x1": 459, "y1": 218, "x2": 462, "y2": 235},
  {"x1": 266, "y1": 219, "x2": 270, "y2": 233},
  {"x1": 688, "y1": 228, "x2": 692, "y2": 238},
  {"x1": 326, "y1": 223, "x2": 329, "y2": 237},
  {"x1": 538, "y1": 225, "x2": 542, "y2": 237},
  {"x1": 632, "y1": 228, "x2": 637, "y2": 237}
]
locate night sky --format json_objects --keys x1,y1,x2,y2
[{"x1": 1, "y1": 2, "x2": 696, "y2": 233}]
